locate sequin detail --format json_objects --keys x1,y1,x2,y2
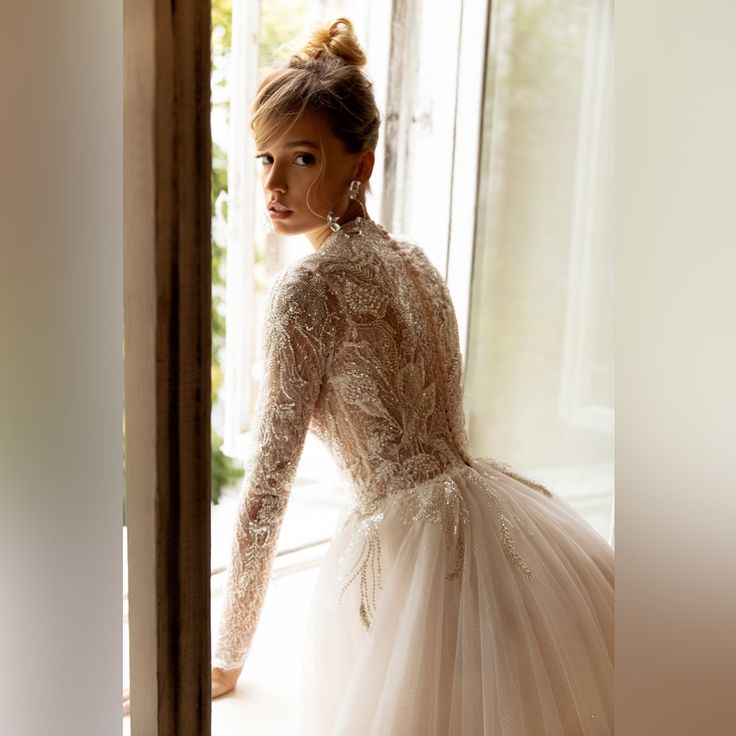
[
  {"x1": 338, "y1": 462, "x2": 540, "y2": 628},
  {"x1": 477, "y1": 456, "x2": 555, "y2": 498},
  {"x1": 461, "y1": 467, "x2": 535, "y2": 579},
  {"x1": 397, "y1": 476, "x2": 470, "y2": 581},
  {"x1": 213, "y1": 264, "x2": 334, "y2": 671},
  {"x1": 213, "y1": 219, "x2": 549, "y2": 666},
  {"x1": 338, "y1": 510, "x2": 384, "y2": 629}
]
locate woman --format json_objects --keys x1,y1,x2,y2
[{"x1": 212, "y1": 18, "x2": 614, "y2": 735}]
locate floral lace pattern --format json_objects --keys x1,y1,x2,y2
[
  {"x1": 213, "y1": 219, "x2": 553, "y2": 669},
  {"x1": 213, "y1": 262, "x2": 335, "y2": 670}
]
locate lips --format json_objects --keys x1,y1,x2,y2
[{"x1": 268, "y1": 201, "x2": 293, "y2": 213}]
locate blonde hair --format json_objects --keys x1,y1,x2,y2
[{"x1": 251, "y1": 18, "x2": 381, "y2": 156}]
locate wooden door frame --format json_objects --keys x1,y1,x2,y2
[{"x1": 124, "y1": 1, "x2": 212, "y2": 733}]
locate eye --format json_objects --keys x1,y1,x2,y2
[
  {"x1": 255, "y1": 153, "x2": 273, "y2": 166},
  {"x1": 294, "y1": 153, "x2": 315, "y2": 166}
]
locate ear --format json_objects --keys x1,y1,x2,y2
[{"x1": 354, "y1": 149, "x2": 375, "y2": 183}]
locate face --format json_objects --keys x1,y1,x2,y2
[{"x1": 255, "y1": 110, "x2": 373, "y2": 244}]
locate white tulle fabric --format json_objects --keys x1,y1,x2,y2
[
  {"x1": 304, "y1": 457, "x2": 614, "y2": 735},
  {"x1": 214, "y1": 218, "x2": 614, "y2": 735}
]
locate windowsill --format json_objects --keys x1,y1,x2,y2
[
  {"x1": 123, "y1": 559, "x2": 321, "y2": 735},
  {"x1": 122, "y1": 453, "x2": 612, "y2": 733},
  {"x1": 122, "y1": 433, "x2": 350, "y2": 733},
  {"x1": 209, "y1": 563, "x2": 321, "y2": 735}
]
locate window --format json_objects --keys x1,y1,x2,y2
[
  {"x1": 463, "y1": 0, "x2": 614, "y2": 541},
  {"x1": 122, "y1": 0, "x2": 614, "y2": 732}
]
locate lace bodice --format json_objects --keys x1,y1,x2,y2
[{"x1": 213, "y1": 218, "x2": 477, "y2": 670}]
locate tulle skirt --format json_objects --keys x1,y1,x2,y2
[{"x1": 302, "y1": 456, "x2": 614, "y2": 736}]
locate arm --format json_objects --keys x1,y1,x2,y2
[{"x1": 213, "y1": 263, "x2": 334, "y2": 672}]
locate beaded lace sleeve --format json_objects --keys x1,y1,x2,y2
[{"x1": 213, "y1": 262, "x2": 334, "y2": 671}]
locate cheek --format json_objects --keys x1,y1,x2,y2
[
  {"x1": 301, "y1": 172, "x2": 331, "y2": 203},
  {"x1": 309, "y1": 170, "x2": 345, "y2": 203}
]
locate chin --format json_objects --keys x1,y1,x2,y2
[
  {"x1": 272, "y1": 220, "x2": 302, "y2": 235},
  {"x1": 272, "y1": 218, "x2": 315, "y2": 238}
]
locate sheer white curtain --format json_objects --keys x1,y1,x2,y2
[{"x1": 463, "y1": 0, "x2": 614, "y2": 542}]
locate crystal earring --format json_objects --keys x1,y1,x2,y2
[
  {"x1": 326, "y1": 210, "x2": 341, "y2": 232},
  {"x1": 348, "y1": 179, "x2": 367, "y2": 234}
]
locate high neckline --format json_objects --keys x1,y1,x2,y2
[{"x1": 317, "y1": 217, "x2": 386, "y2": 254}]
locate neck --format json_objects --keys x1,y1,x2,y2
[
  {"x1": 306, "y1": 200, "x2": 370, "y2": 251},
  {"x1": 305, "y1": 223, "x2": 334, "y2": 251}
]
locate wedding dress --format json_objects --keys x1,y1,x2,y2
[{"x1": 213, "y1": 217, "x2": 614, "y2": 735}]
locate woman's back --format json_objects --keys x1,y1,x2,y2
[
  {"x1": 299, "y1": 218, "x2": 474, "y2": 501},
  {"x1": 215, "y1": 217, "x2": 614, "y2": 735},
  {"x1": 209, "y1": 13, "x2": 612, "y2": 734}
]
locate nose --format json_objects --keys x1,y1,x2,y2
[{"x1": 263, "y1": 161, "x2": 287, "y2": 194}]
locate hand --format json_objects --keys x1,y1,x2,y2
[
  {"x1": 212, "y1": 665, "x2": 243, "y2": 699},
  {"x1": 122, "y1": 665, "x2": 242, "y2": 716}
]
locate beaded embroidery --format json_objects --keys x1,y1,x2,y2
[
  {"x1": 337, "y1": 509, "x2": 384, "y2": 629},
  {"x1": 476, "y1": 456, "x2": 555, "y2": 499},
  {"x1": 337, "y1": 462, "x2": 540, "y2": 628},
  {"x1": 213, "y1": 219, "x2": 552, "y2": 666}
]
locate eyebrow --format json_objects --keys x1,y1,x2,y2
[{"x1": 282, "y1": 139, "x2": 320, "y2": 150}]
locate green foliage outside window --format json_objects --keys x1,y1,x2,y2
[{"x1": 211, "y1": 0, "x2": 244, "y2": 505}]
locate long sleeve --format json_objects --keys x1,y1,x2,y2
[{"x1": 213, "y1": 262, "x2": 334, "y2": 671}]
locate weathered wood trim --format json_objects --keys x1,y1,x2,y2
[{"x1": 124, "y1": 1, "x2": 212, "y2": 734}]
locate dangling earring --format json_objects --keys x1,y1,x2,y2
[
  {"x1": 348, "y1": 179, "x2": 367, "y2": 234},
  {"x1": 325, "y1": 180, "x2": 365, "y2": 234},
  {"x1": 326, "y1": 210, "x2": 341, "y2": 232}
]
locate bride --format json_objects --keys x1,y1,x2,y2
[{"x1": 209, "y1": 17, "x2": 614, "y2": 735}]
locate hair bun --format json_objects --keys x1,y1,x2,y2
[{"x1": 298, "y1": 17, "x2": 367, "y2": 69}]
